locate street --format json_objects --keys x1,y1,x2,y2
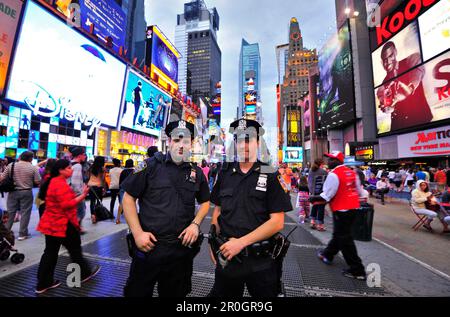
[{"x1": 1, "y1": 193, "x2": 449, "y2": 297}]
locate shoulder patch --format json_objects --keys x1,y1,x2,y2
[
  {"x1": 134, "y1": 161, "x2": 147, "y2": 174},
  {"x1": 277, "y1": 175, "x2": 290, "y2": 193}
]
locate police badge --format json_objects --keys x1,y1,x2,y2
[{"x1": 256, "y1": 174, "x2": 268, "y2": 192}]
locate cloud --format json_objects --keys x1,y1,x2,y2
[{"x1": 145, "y1": 0, "x2": 337, "y2": 160}]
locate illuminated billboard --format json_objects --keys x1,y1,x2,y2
[
  {"x1": 318, "y1": 21, "x2": 355, "y2": 129},
  {"x1": 369, "y1": 0, "x2": 450, "y2": 136},
  {"x1": 6, "y1": 1, "x2": 127, "y2": 131},
  {"x1": 79, "y1": 0, "x2": 127, "y2": 53},
  {"x1": 375, "y1": 50, "x2": 450, "y2": 134},
  {"x1": 244, "y1": 91, "x2": 257, "y2": 105},
  {"x1": 371, "y1": 22, "x2": 422, "y2": 88},
  {"x1": 146, "y1": 26, "x2": 180, "y2": 91},
  {"x1": 283, "y1": 146, "x2": 303, "y2": 163},
  {"x1": 121, "y1": 69, "x2": 171, "y2": 137},
  {"x1": 419, "y1": 0, "x2": 450, "y2": 62}
]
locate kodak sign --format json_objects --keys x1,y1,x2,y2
[{"x1": 376, "y1": 0, "x2": 437, "y2": 45}]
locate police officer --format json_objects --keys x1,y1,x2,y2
[
  {"x1": 209, "y1": 118, "x2": 293, "y2": 297},
  {"x1": 310, "y1": 151, "x2": 367, "y2": 280},
  {"x1": 121, "y1": 120, "x2": 210, "y2": 297}
]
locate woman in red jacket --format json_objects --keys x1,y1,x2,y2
[{"x1": 36, "y1": 159, "x2": 100, "y2": 294}]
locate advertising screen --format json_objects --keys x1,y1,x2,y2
[
  {"x1": 283, "y1": 147, "x2": 303, "y2": 163},
  {"x1": 6, "y1": 1, "x2": 126, "y2": 130},
  {"x1": 147, "y1": 26, "x2": 179, "y2": 89},
  {"x1": 0, "y1": 0, "x2": 23, "y2": 96},
  {"x1": 244, "y1": 91, "x2": 257, "y2": 105},
  {"x1": 121, "y1": 70, "x2": 171, "y2": 137},
  {"x1": 419, "y1": 0, "x2": 450, "y2": 62},
  {"x1": 79, "y1": 0, "x2": 127, "y2": 53},
  {"x1": 318, "y1": 22, "x2": 355, "y2": 129},
  {"x1": 375, "y1": 50, "x2": 450, "y2": 134},
  {"x1": 372, "y1": 22, "x2": 422, "y2": 88}
]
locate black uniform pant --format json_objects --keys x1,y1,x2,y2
[
  {"x1": 124, "y1": 246, "x2": 194, "y2": 297},
  {"x1": 210, "y1": 257, "x2": 279, "y2": 297},
  {"x1": 322, "y1": 210, "x2": 365, "y2": 275},
  {"x1": 37, "y1": 223, "x2": 92, "y2": 289}
]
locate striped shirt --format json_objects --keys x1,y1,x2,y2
[{"x1": 0, "y1": 161, "x2": 41, "y2": 190}]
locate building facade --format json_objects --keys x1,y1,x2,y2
[{"x1": 279, "y1": 18, "x2": 318, "y2": 163}]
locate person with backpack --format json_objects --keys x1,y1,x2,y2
[
  {"x1": 308, "y1": 158, "x2": 328, "y2": 231},
  {"x1": 36, "y1": 159, "x2": 100, "y2": 294},
  {"x1": 87, "y1": 156, "x2": 107, "y2": 224},
  {"x1": 115, "y1": 159, "x2": 135, "y2": 225},
  {"x1": 68, "y1": 147, "x2": 89, "y2": 232}
]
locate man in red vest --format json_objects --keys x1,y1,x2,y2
[{"x1": 309, "y1": 151, "x2": 366, "y2": 280}]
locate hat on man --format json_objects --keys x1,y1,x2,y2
[
  {"x1": 324, "y1": 151, "x2": 345, "y2": 163},
  {"x1": 229, "y1": 118, "x2": 264, "y2": 140},
  {"x1": 69, "y1": 146, "x2": 85, "y2": 158},
  {"x1": 165, "y1": 120, "x2": 196, "y2": 140}
]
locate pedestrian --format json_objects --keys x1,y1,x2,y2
[
  {"x1": 209, "y1": 118, "x2": 293, "y2": 297},
  {"x1": 147, "y1": 146, "x2": 158, "y2": 158},
  {"x1": 310, "y1": 151, "x2": 367, "y2": 280},
  {"x1": 68, "y1": 147, "x2": 89, "y2": 232},
  {"x1": 308, "y1": 158, "x2": 328, "y2": 231},
  {"x1": 87, "y1": 156, "x2": 106, "y2": 224},
  {"x1": 209, "y1": 163, "x2": 219, "y2": 191},
  {"x1": 122, "y1": 120, "x2": 210, "y2": 297},
  {"x1": 0, "y1": 151, "x2": 41, "y2": 241},
  {"x1": 411, "y1": 180, "x2": 439, "y2": 232},
  {"x1": 434, "y1": 167, "x2": 447, "y2": 193},
  {"x1": 35, "y1": 159, "x2": 100, "y2": 294},
  {"x1": 416, "y1": 169, "x2": 426, "y2": 181},
  {"x1": 296, "y1": 176, "x2": 310, "y2": 223},
  {"x1": 115, "y1": 159, "x2": 134, "y2": 225},
  {"x1": 367, "y1": 173, "x2": 378, "y2": 196},
  {"x1": 108, "y1": 158, "x2": 123, "y2": 216}
]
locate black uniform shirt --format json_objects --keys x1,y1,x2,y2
[
  {"x1": 211, "y1": 161, "x2": 293, "y2": 238},
  {"x1": 122, "y1": 153, "x2": 210, "y2": 238}
]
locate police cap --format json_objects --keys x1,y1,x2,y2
[{"x1": 165, "y1": 120, "x2": 196, "y2": 140}]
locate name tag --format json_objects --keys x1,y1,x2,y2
[{"x1": 256, "y1": 174, "x2": 268, "y2": 192}]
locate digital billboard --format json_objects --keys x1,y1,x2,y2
[
  {"x1": 121, "y1": 69, "x2": 171, "y2": 137},
  {"x1": 283, "y1": 147, "x2": 303, "y2": 163},
  {"x1": 146, "y1": 26, "x2": 180, "y2": 91},
  {"x1": 419, "y1": 0, "x2": 450, "y2": 62},
  {"x1": 375, "y1": 50, "x2": 450, "y2": 134},
  {"x1": 318, "y1": 22, "x2": 355, "y2": 129},
  {"x1": 244, "y1": 91, "x2": 257, "y2": 105},
  {"x1": 6, "y1": 1, "x2": 126, "y2": 132},
  {"x1": 372, "y1": 22, "x2": 422, "y2": 88},
  {"x1": 0, "y1": 0, "x2": 23, "y2": 97},
  {"x1": 369, "y1": 0, "x2": 450, "y2": 136},
  {"x1": 79, "y1": 0, "x2": 127, "y2": 53}
]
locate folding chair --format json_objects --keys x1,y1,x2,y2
[{"x1": 409, "y1": 203, "x2": 428, "y2": 231}]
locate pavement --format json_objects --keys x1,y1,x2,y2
[{"x1": 0, "y1": 190, "x2": 449, "y2": 297}]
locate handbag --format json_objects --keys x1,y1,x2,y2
[
  {"x1": 90, "y1": 188, "x2": 113, "y2": 221},
  {"x1": 0, "y1": 163, "x2": 16, "y2": 193}
]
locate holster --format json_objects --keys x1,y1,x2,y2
[{"x1": 207, "y1": 225, "x2": 242, "y2": 269}]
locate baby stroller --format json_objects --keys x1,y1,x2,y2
[{"x1": 0, "y1": 221, "x2": 25, "y2": 264}]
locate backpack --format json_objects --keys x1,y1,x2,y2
[{"x1": 0, "y1": 163, "x2": 16, "y2": 193}]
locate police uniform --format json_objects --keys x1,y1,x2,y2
[
  {"x1": 122, "y1": 120, "x2": 210, "y2": 297},
  {"x1": 209, "y1": 119, "x2": 293, "y2": 297}
]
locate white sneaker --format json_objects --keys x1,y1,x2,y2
[{"x1": 17, "y1": 235, "x2": 31, "y2": 241}]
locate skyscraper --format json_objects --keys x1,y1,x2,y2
[
  {"x1": 279, "y1": 18, "x2": 318, "y2": 158},
  {"x1": 238, "y1": 39, "x2": 262, "y2": 122},
  {"x1": 276, "y1": 43, "x2": 289, "y2": 85},
  {"x1": 175, "y1": 0, "x2": 221, "y2": 103}
]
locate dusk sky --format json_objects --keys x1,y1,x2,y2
[{"x1": 145, "y1": 0, "x2": 337, "y2": 156}]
